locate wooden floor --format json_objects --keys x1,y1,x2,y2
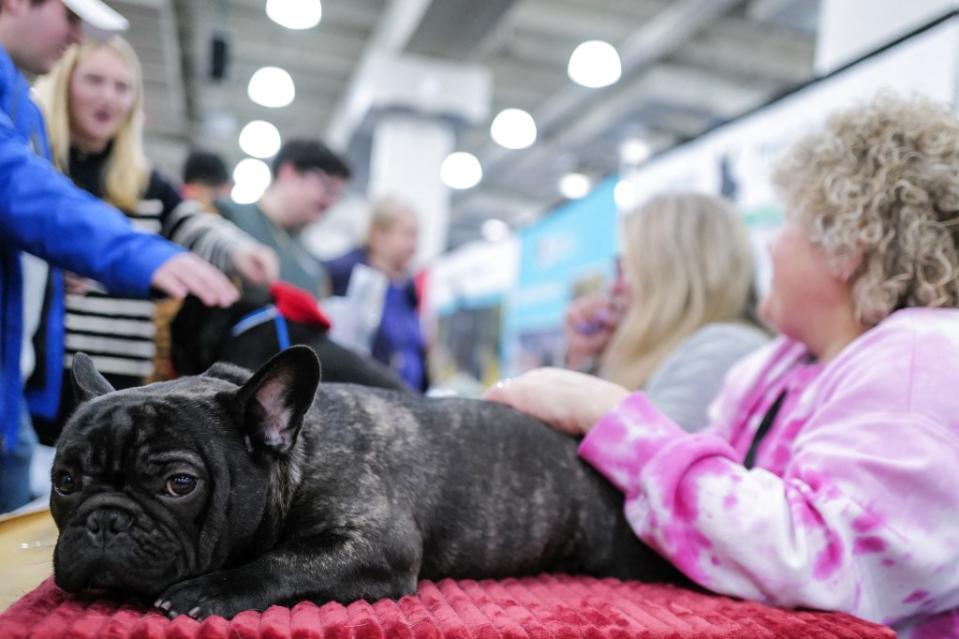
[{"x1": 0, "y1": 509, "x2": 56, "y2": 613}]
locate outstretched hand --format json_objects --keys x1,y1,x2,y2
[
  {"x1": 233, "y1": 243, "x2": 279, "y2": 285},
  {"x1": 151, "y1": 252, "x2": 239, "y2": 307},
  {"x1": 483, "y1": 367, "x2": 629, "y2": 436}
]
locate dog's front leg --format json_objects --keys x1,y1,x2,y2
[{"x1": 153, "y1": 534, "x2": 421, "y2": 620}]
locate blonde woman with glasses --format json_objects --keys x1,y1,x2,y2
[
  {"x1": 563, "y1": 192, "x2": 768, "y2": 431},
  {"x1": 33, "y1": 36, "x2": 277, "y2": 393}
]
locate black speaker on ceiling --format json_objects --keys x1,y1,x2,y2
[{"x1": 209, "y1": 32, "x2": 230, "y2": 81}]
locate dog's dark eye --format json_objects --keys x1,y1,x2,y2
[
  {"x1": 164, "y1": 474, "x2": 198, "y2": 497},
  {"x1": 54, "y1": 471, "x2": 76, "y2": 496}
]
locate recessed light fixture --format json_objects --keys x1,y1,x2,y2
[
  {"x1": 248, "y1": 67, "x2": 295, "y2": 108},
  {"x1": 266, "y1": 0, "x2": 322, "y2": 30},
  {"x1": 482, "y1": 219, "x2": 511, "y2": 242},
  {"x1": 231, "y1": 158, "x2": 272, "y2": 204},
  {"x1": 568, "y1": 40, "x2": 622, "y2": 88},
  {"x1": 238, "y1": 120, "x2": 281, "y2": 158},
  {"x1": 440, "y1": 152, "x2": 483, "y2": 190},
  {"x1": 490, "y1": 108, "x2": 537, "y2": 150},
  {"x1": 559, "y1": 172, "x2": 591, "y2": 199},
  {"x1": 620, "y1": 138, "x2": 651, "y2": 165}
]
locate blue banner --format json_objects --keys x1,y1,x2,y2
[{"x1": 501, "y1": 177, "x2": 619, "y2": 376}]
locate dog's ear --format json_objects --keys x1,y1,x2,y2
[
  {"x1": 235, "y1": 345, "x2": 321, "y2": 455},
  {"x1": 71, "y1": 353, "x2": 116, "y2": 403}
]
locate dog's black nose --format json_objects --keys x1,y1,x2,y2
[{"x1": 85, "y1": 508, "x2": 133, "y2": 542}]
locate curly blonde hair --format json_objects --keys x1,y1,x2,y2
[{"x1": 772, "y1": 92, "x2": 959, "y2": 325}]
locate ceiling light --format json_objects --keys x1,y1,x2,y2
[
  {"x1": 620, "y1": 138, "x2": 651, "y2": 165},
  {"x1": 490, "y1": 108, "x2": 537, "y2": 150},
  {"x1": 266, "y1": 0, "x2": 322, "y2": 30},
  {"x1": 248, "y1": 67, "x2": 295, "y2": 108},
  {"x1": 482, "y1": 219, "x2": 511, "y2": 243},
  {"x1": 568, "y1": 40, "x2": 622, "y2": 88},
  {"x1": 440, "y1": 152, "x2": 482, "y2": 190},
  {"x1": 559, "y1": 172, "x2": 591, "y2": 199},
  {"x1": 231, "y1": 184, "x2": 262, "y2": 205},
  {"x1": 238, "y1": 120, "x2": 281, "y2": 159},
  {"x1": 232, "y1": 158, "x2": 272, "y2": 203}
]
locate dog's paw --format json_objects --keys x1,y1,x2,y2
[{"x1": 154, "y1": 573, "x2": 261, "y2": 620}]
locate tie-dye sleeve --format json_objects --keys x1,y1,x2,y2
[{"x1": 578, "y1": 383, "x2": 959, "y2": 628}]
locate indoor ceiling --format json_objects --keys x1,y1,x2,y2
[{"x1": 108, "y1": 0, "x2": 820, "y2": 250}]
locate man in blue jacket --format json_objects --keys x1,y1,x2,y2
[{"x1": 0, "y1": 0, "x2": 239, "y2": 513}]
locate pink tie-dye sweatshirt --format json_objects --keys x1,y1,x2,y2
[{"x1": 579, "y1": 307, "x2": 959, "y2": 638}]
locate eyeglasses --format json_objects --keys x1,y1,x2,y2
[{"x1": 305, "y1": 170, "x2": 346, "y2": 202}]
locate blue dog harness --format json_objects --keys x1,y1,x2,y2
[{"x1": 230, "y1": 305, "x2": 290, "y2": 350}]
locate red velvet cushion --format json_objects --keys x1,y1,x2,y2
[{"x1": 0, "y1": 575, "x2": 894, "y2": 638}]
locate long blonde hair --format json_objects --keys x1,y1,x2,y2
[
  {"x1": 598, "y1": 192, "x2": 758, "y2": 389},
  {"x1": 33, "y1": 36, "x2": 149, "y2": 212}
]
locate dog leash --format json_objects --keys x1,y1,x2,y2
[{"x1": 230, "y1": 305, "x2": 291, "y2": 350}]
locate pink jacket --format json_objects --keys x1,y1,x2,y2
[{"x1": 579, "y1": 308, "x2": 959, "y2": 638}]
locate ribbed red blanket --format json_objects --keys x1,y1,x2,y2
[{"x1": 0, "y1": 575, "x2": 894, "y2": 638}]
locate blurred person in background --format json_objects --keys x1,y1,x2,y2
[
  {"x1": 0, "y1": 0, "x2": 237, "y2": 513},
  {"x1": 488, "y1": 92, "x2": 959, "y2": 638},
  {"x1": 326, "y1": 196, "x2": 428, "y2": 391},
  {"x1": 33, "y1": 36, "x2": 278, "y2": 393},
  {"x1": 563, "y1": 192, "x2": 768, "y2": 430},
  {"x1": 181, "y1": 148, "x2": 230, "y2": 213},
  {"x1": 218, "y1": 138, "x2": 351, "y2": 299}
]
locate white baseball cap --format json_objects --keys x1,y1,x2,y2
[{"x1": 62, "y1": 0, "x2": 129, "y2": 32}]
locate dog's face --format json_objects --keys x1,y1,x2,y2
[{"x1": 50, "y1": 348, "x2": 320, "y2": 598}]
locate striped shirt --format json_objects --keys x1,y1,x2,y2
[{"x1": 65, "y1": 146, "x2": 255, "y2": 384}]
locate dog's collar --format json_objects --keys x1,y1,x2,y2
[{"x1": 230, "y1": 305, "x2": 291, "y2": 350}]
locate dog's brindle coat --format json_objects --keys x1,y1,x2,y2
[{"x1": 51, "y1": 347, "x2": 682, "y2": 620}]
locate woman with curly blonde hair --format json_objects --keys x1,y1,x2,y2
[{"x1": 488, "y1": 92, "x2": 959, "y2": 637}]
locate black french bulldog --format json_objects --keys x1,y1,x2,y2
[{"x1": 51, "y1": 346, "x2": 681, "y2": 620}]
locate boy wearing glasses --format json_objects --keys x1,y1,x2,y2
[{"x1": 219, "y1": 139, "x2": 351, "y2": 298}]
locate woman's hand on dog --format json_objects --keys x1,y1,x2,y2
[{"x1": 484, "y1": 367, "x2": 629, "y2": 436}]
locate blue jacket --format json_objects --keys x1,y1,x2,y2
[{"x1": 0, "y1": 45, "x2": 182, "y2": 451}]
